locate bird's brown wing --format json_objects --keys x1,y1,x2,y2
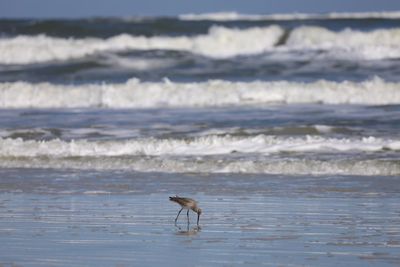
[{"x1": 169, "y1": 196, "x2": 197, "y2": 208}]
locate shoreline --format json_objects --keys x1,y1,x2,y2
[{"x1": 1, "y1": 169, "x2": 399, "y2": 266}]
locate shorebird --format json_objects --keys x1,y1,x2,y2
[{"x1": 169, "y1": 196, "x2": 202, "y2": 226}]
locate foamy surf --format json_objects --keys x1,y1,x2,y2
[
  {"x1": 1, "y1": 77, "x2": 399, "y2": 108},
  {"x1": 0, "y1": 25, "x2": 284, "y2": 64},
  {"x1": 1, "y1": 25, "x2": 400, "y2": 64},
  {"x1": 285, "y1": 26, "x2": 400, "y2": 60},
  {"x1": 0, "y1": 153, "x2": 399, "y2": 176},
  {"x1": 1, "y1": 135, "x2": 399, "y2": 157}
]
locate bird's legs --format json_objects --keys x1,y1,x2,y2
[
  {"x1": 175, "y1": 208, "x2": 183, "y2": 224},
  {"x1": 187, "y1": 209, "x2": 190, "y2": 224}
]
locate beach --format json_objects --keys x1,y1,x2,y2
[
  {"x1": 1, "y1": 11, "x2": 400, "y2": 266},
  {"x1": 1, "y1": 170, "x2": 400, "y2": 266}
]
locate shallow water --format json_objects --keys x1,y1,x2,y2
[{"x1": 1, "y1": 170, "x2": 400, "y2": 266}]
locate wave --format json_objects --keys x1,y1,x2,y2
[
  {"x1": 285, "y1": 26, "x2": 400, "y2": 60},
  {"x1": 1, "y1": 156, "x2": 399, "y2": 176},
  {"x1": 1, "y1": 135, "x2": 399, "y2": 157},
  {"x1": 0, "y1": 25, "x2": 284, "y2": 64},
  {"x1": 1, "y1": 135, "x2": 399, "y2": 175},
  {"x1": 1, "y1": 25, "x2": 400, "y2": 64},
  {"x1": 0, "y1": 125, "x2": 350, "y2": 140},
  {"x1": 179, "y1": 11, "x2": 400, "y2": 21},
  {"x1": 1, "y1": 78, "x2": 400, "y2": 108}
]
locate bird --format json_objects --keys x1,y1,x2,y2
[{"x1": 169, "y1": 195, "x2": 202, "y2": 226}]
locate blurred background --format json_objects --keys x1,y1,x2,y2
[{"x1": 1, "y1": 0, "x2": 400, "y2": 18}]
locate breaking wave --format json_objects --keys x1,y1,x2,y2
[
  {"x1": 1, "y1": 135, "x2": 399, "y2": 175},
  {"x1": 0, "y1": 25, "x2": 284, "y2": 64},
  {"x1": 1, "y1": 156, "x2": 399, "y2": 176},
  {"x1": 286, "y1": 26, "x2": 400, "y2": 60},
  {"x1": 1, "y1": 135, "x2": 399, "y2": 157},
  {"x1": 1, "y1": 77, "x2": 399, "y2": 108},
  {"x1": 1, "y1": 25, "x2": 400, "y2": 64}
]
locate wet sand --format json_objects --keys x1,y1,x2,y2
[{"x1": 1, "y1": 169, "x2": 400, "y2": 266}]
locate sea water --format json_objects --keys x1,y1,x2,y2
[{"x1": 0, "y1": 12, "x2": 400, "y2": 266}]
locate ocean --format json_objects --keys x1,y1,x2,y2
[{"x1": 1, "y1": 12, "x2": 400, "y2": 266}]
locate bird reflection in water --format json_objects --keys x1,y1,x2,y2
[{"x1": 175, "y1": 223, "x2": 201, "y2": 236}]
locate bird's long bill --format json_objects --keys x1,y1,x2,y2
[{"x1": 197, "y1": 213, "x2": 200, "y2": 225}]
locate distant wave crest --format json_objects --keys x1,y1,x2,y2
[{"x1": 179, "y1": 11, "x2": 400, "y2": 21}]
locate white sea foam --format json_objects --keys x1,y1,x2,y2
[
  {"x1": 1, "y1": 156, "x2": 399, "y2": 175},
  {"x1": 0, "y1": 135, "x2": 399, "y2": 158},
  {"x1": 0, "y1": 25, "x2": 284, "y2": 64},
  {"x1": 2, "y1": 24, "x2": 400, "y2": 63},
  {"x1": 1, "y1": 135, "x2": 400, "y2": 175},
  {"x1": 285, "y1": 26, "x2": 400, "y2": 60},
  {"x1": 179, "y1": 11, "x2": 400, "y2": 21},
  {"x1": 1, "y1": 77, "x2": 399, "y2": 108}
]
